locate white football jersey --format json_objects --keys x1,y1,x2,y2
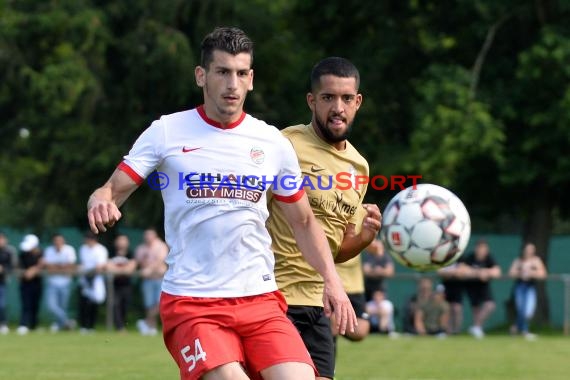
[{"x1": 119, "y1": 106, "x2": 304, "y2": 297}]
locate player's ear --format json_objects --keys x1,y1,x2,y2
[
  {"x1": 247, "y1": 69, "x2": 254, "y2": 91},
  {"x1": 355, "y1": 93, "x2": 363, "y2": 110},
  {"x1": 195, "y1": 66, "x2": 206, "y2": 88},
  {"x1": 306, "y1": 92, "x2": 316, "y2": 112}
]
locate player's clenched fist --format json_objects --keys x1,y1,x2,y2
[
  {"x1": 87, "y1": 169, "x2": 139, "y2": 234},
  {"x1": 361, "y1": 203, "x2": 382, "y2": 240},
  {"x1": 87, "y1": 198, "x2": 122, "y2": 234}
]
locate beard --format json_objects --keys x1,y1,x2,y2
[{"x1": 313, "y1": 113, "x2": 353, "y2": 143}]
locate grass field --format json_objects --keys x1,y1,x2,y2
[{"x1": 1, "y1": 331, "x2": 569, "y2": 379}]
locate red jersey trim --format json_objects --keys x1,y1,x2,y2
[
  {"x1": 117, "y1": 162, "x2": 144, "y2": 186},
  {"x1": 197, "y1": 105, "x2": 246, "y2": 130},
  {"x1": 273, "y1": 189, "x2": 305, "y2": 203}
]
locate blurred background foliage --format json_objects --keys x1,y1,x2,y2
[{"x1": 1, "y1": 0, "x2": 569, "y2": 261}]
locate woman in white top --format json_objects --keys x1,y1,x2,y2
[{"x1": 508, "y1": 243, "x2": 547, "y2": 338}]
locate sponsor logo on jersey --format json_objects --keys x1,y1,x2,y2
[
  {"x1": 308, "y1": 191, "x2": 358, "y2": 216},
  {"x1": 186, "y1": 187, "x2": 263, "y2": 202},
  {"x1": 250, "y1": 147, "x2": 265, "y2": 164},
  {"x1": 179, "y1": 172, "x2": 265, "y2": 203}
]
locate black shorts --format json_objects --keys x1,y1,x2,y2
[
  {"x1": 442, "y1": 281, "x2": 464, "y2": 304},
  {"x1": 287, "y1": 306, "x2": 335, "y2": 379},
  {"x1": 347, "y1": 293, "x2": 369, "y2": 320},
  {"x1": 465, "y1": 284, "x2": 493, "y2": 307}
]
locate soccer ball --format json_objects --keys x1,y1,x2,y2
[{"x1": 380, "y1": 184, "x2": 471, "y2": 271}]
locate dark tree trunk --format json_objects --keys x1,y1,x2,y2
[{"x1": 522, "y1": 184, "x2": 553, "y2": 325}]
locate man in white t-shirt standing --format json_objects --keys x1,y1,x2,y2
[
  {"x1": 87, "y1": 27, "x2": 356, "y2": 380},
  {"x1": 43, "y1": 233, "x2": 77, "y2": 332},
  {"x1": 78, "y1": 232, "x2": 108, "y2": 333},
  {"x1": 135, "y1": 228, "x2": 168, "y2": 336}
]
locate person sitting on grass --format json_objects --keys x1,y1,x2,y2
[
  {"x1": 366, "y1": 288, "x2": 395, "y2": 335},
  {"x1": 414, "y1": 283, "x2": 449, "y2": 337}
]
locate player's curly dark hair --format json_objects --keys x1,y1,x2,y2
[
  {"x1": 200, "y1": 27, "x2": 254, "y2": 69},
  {"x1": 310, "y1": 57, "x2": 360, "y2": 91}
]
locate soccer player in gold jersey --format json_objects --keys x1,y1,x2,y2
[{"x1": 267, "y1": 57, "x2": 381, "y2": 379}]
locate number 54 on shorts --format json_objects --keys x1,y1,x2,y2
[{"x1": 180, "y1": 338, "x2": 207, "y2": 372}]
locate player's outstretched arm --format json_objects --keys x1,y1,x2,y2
[
  {"x1": 276, "y1": 194, "x2": 357, "y2": 335},
  {"x1": 335, "y1": 204, "x2": 382, "y2": 263},
  {"x1": 87, "y1": 169, "x2": 139, "y2": 234}
]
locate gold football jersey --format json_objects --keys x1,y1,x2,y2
[
  {"x1": 267, "y1": 123, "x2": 369, "y2": 306},
  {"x1": 336, "y1": 254, "x2": 365, "y2": 294}
]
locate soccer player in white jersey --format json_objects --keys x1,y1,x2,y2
[{"x1": 87, "y1": 27, "x2": 356, "y2": 380}]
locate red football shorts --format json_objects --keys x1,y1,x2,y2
[{"x1": 160, "y1": 290, "x2": 316, "y2": 380}]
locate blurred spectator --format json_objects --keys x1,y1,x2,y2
[
  {"x1": 0, "y1": 232, "x2": 18, "y2": 269},
  {"x1": 402, "y1": 277, "x2": 434, "y2": 334},
  {"x1": 78, "y1": 232, "x2": 108, "y2": 333},
  {"x1": 0, "y1": 232, "x2": 14, "y2": 334},
  {"x1": 366, "y1": 288, "x2": 395, "y2": 335},
  {"x1": 17, "y1": 234, "x2": 43, "y2": 335},
  {"x1": 414, "y1": 283, "x2": 449, "y2": 337},
  {"x1": 362, "y1": 239, "x2": 394, "y2": 301},
  {"x1": 462, "y1": 239, "x2": 501, "y2": 339},
  {"x1": 43, "y1": 233, "x2": 77, "y2": 332},
  {"x1": 508, "y1": 242, "x2": 547, "y2": 339},
  {"x1": 135, "y1": 228, "x2": 168, "y2": 336},
  {"x1": 106, "y1": 234, "x2": 136, "y2": 332},
  {"x1": 437, "y1": 262, "x2": 468, "y2": 334}
]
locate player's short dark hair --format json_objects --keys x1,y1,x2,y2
[
  {"x1": 200, "y1": 27, "x2": 254, "y2": 70},
  {"x1": 310, "y1": 57, "x2": 360, "y2": 92}
]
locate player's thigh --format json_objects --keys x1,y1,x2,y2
[
  {"x1": 202, "y1": 362, "x2": 250, "y2": 380},
  {"x1": 164, "y1": 320, "x2": 245, "y2": 380},
  {"x1": 287, "y1": 307, "x2": 335, "y2": 379},
  {"x1": 240, "y1": 302, "x2": 316, "y2": 379},
  {"x1": 161, "y1": 294, "x2": 246, "y2": 380},
  {"x1": 344, "y1": 293, "x2": 371, "y2": 340},
  {"x1": 260, "y1": 362, "x2": 315, "y2": 380}
]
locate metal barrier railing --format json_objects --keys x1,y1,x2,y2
[{"x1": 4, "y1": 271, "x2": 570, "y2": 334}]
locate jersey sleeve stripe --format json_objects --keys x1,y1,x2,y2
[
  {"x1": 273, "y1": 189, "x2": 305, "y2": 203},
  {"x1": 117, "y1": 161, "x2": 144, "y2": 186}
]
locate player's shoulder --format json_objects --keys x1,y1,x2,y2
[
  {"x1": 158, "y1": 108, "x2": 197, "y2": 125},
  {"x1": 244, "y1": 114, "x2": 296, "y2": 148},
  {"x1": 345, "y1": 140, "x2": 370, "y2": 169},
  {"x1": 244, "y1": 113, "x2": 281, "y2": 134},
  {"x1": 280, "y1": 124, "x2": 309, "y2": 140}
]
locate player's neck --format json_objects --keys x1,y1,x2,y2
[
  {"x1": 310, "y1": 122, "x2": 347, "y2": 151},
  {"x1": 200, "y1": 104, "x2": 244, "y2": 129}
]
